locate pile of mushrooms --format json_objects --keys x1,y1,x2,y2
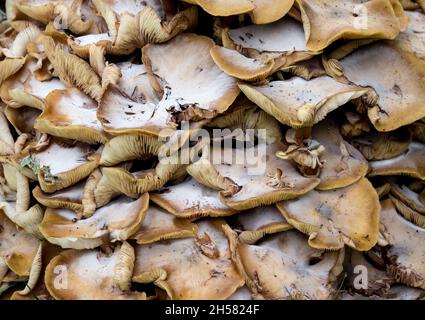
[{"x1": 0, "y1": 0, "x2": 424, "y2": 300}]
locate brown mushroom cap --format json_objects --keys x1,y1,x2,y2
[
  {"x1": 232, "y1": 205, "x2": 293, "y2": 244},
  {"x1": 277, "y1": 178, "x2": 380, "y2": 251},
  {"x1": 32, "y1": 181, "x2": 85, "y2": 213},
  {"x1": 380, "y1": 199, "x2": 425, "y2": 289},
  {"x1": 35, "y1": 88, "x2": 109, "y2": 144},
  {"x1": 45, "y1": 244, "x2": 146, "y2": 300},
  {"x1": 131, "y1": 204, "x2": 198, "y2": 244},
  {"x1": 339, "y1": 42, "x2": 425, "y2": 132},
  {"x1": 350, "y1": 127, "x2": 412, "y2": 161},
  {"x1": 396, "y1": 11, "x2": 425, "y2": 60},
  {"x1": 187, "y1": 142, "x2": 320, "y2": 210},
  {"x1": 132, "y1": 219, "x2": 244, "y2": 299},
  {"x1": 211, "y1": 18, "x2": 317, "y2": 81},
  {"x1": 239, "y1": 76, "x2": 370, "y2": 128},
  {"x1": 296, "y1": 0, "x2": 407, "y2": 52},
  {"x1": 0, "y1": 209, "x2": 40, "y2": 277},
  {"x1": 369, "y1": 141, "x2": 425, "y2": 179},
  {"x1": 150, "y1": 177, "x2": 238, "y2": 219},
  {"x1": 39, "y1": 194, "x2": 149, "y2": 249},
  {"x1": 227, "y1": 228, "x2": 344, "y2": 299}
]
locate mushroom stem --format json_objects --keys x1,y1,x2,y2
[
  {"x1": 18, "y1": 242, "x2": 42, "y2": 296},
  {"x1": 113, "y1": 242, "x2": 135, "y2": 291}
]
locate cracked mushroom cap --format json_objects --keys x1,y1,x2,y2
[
  {"x1": 18, "y1": 139, "x2": 100, "y2": 193},
  {"x1": 339, "y1": 41, "x2": 425, "y2": 132},
  {"x1": 39, "y1": 194, "x2": 149, "y2": 249},
  {"x1": 239, "y1": 76, "x2": 370, "y2": 128},
  {"x1": 379, "y1": 199, "x2": 425, "y2": 289},
  {"x1": 226, "y1": 228, "x2": 344, "y2": 300},
  {"x1": 45, "y1": 243, "x2": 146, "y2": 300},
  {"x1": 296, "y1": 0, "x2": 407, "y2": 52},
  {"x1": 0, "y1": 209, "x2": 41, "y2": 277},
  {"x1": 350, "y1": 127, "x2": 412, "y2": 161},
  {"x1": 35, "y1": 88, "x2": 109, "y2": 144},
  {"x1": 211, "y1": 17, "x2": 317, "y2": 81},
  {"x1": 277, "y1": 178, "x2": 380, "y2": 251},
  {"x1": 150, "y1": 177, "x2": 238, "y2": 219},
  {"x1": 369, "y1": 141, "x2": 425, "y2": 180},
  {"x1": 0, "y1": 58, "x2": 65, "y2": 109},
  {"x1": 231, "y1": 205, "x2": 293, "y2": 244},
  {"x1": 187, "y1": 142, "x2": 320, "y2": 210},
  {"x1": 132, "y1": 219, "x2": 244, "y2": 300},
  {"x1": 130, "y1": 204, "x2": 198, "y2": 244}
]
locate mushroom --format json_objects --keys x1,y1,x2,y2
[
  {"x1": 379, "y1": 199, "x2": 425, "y2": 289},
  {"x1": 150, "y1": 177, "x2": 238, "y2": 219},
  {"x1": 39, "y1": 194, "x2": 149, "y2": 249},
  {"x1": 210, "y1": 17, "x2": 318, "y2": 81},
  {"x1": 369, "y1": 141, "x2": 425, "y2": 180},
  {"x1": 338, "y1": 41, "x2": 425, "y2": 132},
  {"x1": 277, "y1": 178, "x2": 380, "y2": 251},
  {"x1": 278, "y1": 119, "x2": 369, "y2": 189},
  {"x1": 225, "y1": 227, "x2": 344, "y2": 300},
  {"x1": 132, "y1": 219, "x2": 244, "y2": 299},
  {"x1": 296, "y1": 0, "x2": 407, "y2": 52},
  {"x1": 183, "y1": 0, "x2": 293, "y2": 24},
  {"x1": 18, "y1": 139, "x2": 100, "y2": 192},
  {"x1": 35, "y1": 88, "x2": 109, "y2": 144},
  {"x1": 239, "y1": 76, "x2": 370, "y2": 128},
  {"x1": 187, "y1": 142, "x2": 320, "y2": 210},
  {"x1": 45, "y1": 243, "x2": 146, "y2": 299},
  {"x1": 230, "y1": 205, "x2": 293, "y2": 244},
  {"x1": 130, "y1": 204, "x2": 198, "y2": 244}
]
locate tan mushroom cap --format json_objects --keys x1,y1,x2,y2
[
  {"x1": 133, "y1": 219, "x2": 244, "y2": 300},
  {"x1": 4, "y1": 105, "x2": 40, "y2": 134},
  {"x1": 390, "y1": 195, "x2": 425, "y2": 228},
  {"x1": 390, "y1": 184, "x2": 425, "y2": 214},
  {"x1": 380, "y1": 199, "x2": 425, "y2": 289},
  {"x1": 0, "y1": 57, "x2": 25, "y2": 86},
  {"x1": 227, "y1": 228, "x2": 344, "y2": 300},
  {"x1": 299, "y1": 119, "x2": 368, "y2": 190},
  {"x1": 39, "y1": 194, "x2": 149, "y2": 249},
  {"x1": 45, "y1": 244, "x2": 146, "y2": 300},
  {"x1": 277, "y1": 178, "x2": 380, "y2": 251},
  {"x1": 239, "y1": 76, "x2": 370, "y2": 128},
  {"x1": 350, "y1": 127, "x2": 412, "y2": 161},
  {"x1": 296, "y1": 0, "x2": 407, "y2": 52},
  {"x1": 0, "y1": 209, "x2": 41, "y2": 277},
  {"x1": 369, "y1": 141, "x2": 425, "y2": 180},
  {"x1": 141, "y1": 34, "x2": 239, "y2": 132},
  {"x1": 396, "y1": 11, "x2": 425, "y2": 60},
  {"x1": 206, "y1": 99, "x2": 282, "y2": 144},
  {"x1": 232, "y1": 205, "x2": 293, "y2": 244},
  {"x1": 211, "y1": 18, "x2": 317, "y2": 81},
  {"x1": 35, "y1": 88, "x2": 109, "y2": 144},
  {"x1": 339, "y1": 42, "x2": 425, "y2": 132},
  {"x1": 150, "y1": 177, "x2": 238, "y2": 219},
  {"x1": 0, "y1": 59, "x2": 65, "y2": 109},
  {"x1": 32, "y1": 181, "x2": 85, "y2": 213},
  {"x1": 131, "y1": 204, "x2": 198, "y2": 244},
  {"x1": 187, "y1": 142, "x2": 320, "y2": 210}
]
